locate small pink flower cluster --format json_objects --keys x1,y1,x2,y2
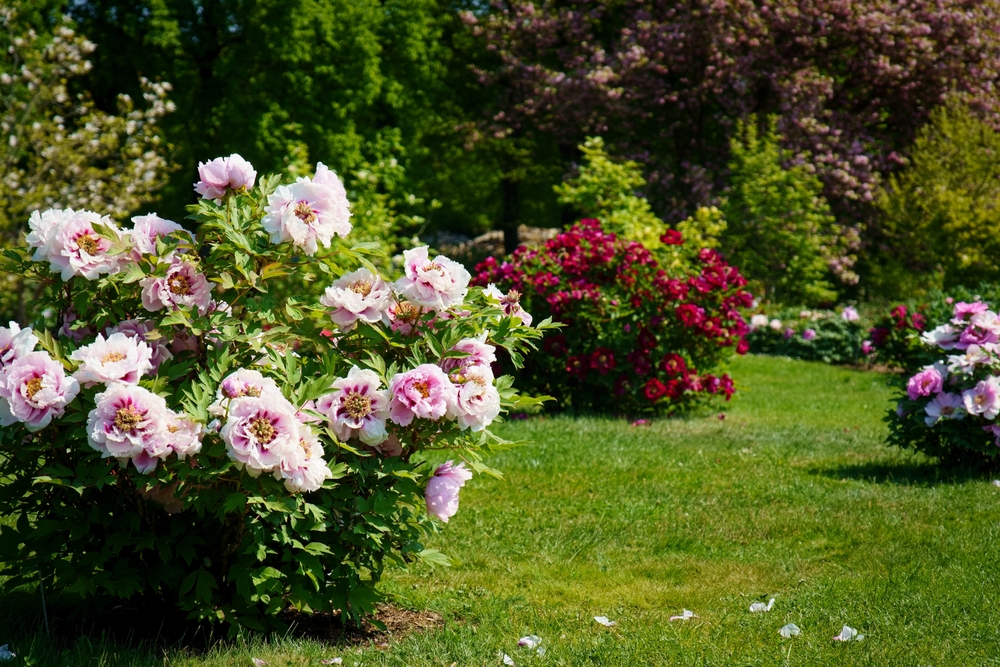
[{"x1": 215, "y1": 369, "x2": 333, "y2": 493}]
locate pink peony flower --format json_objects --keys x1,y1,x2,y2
[
  {"x1": 841, "y1": 306, "x2": 860, "y2": 322},
  {"x1": 140, "y1": 257, "x2": 213, "y2": 315},
  {"x1": 425, "y1": 461, "x2": 473, "y2": 523},
  {"x1": 160, "y1": 410, "x2": 203, "y2": 459},
  {"x1": 0, "y1": 322, "x2": 39, "y2": 380},
  {"x1": 802, "y1": 329, "x2": 816, "y2": 341},
  {"x1": 484, "y1": 283, "x2": 532, "y2": 326},
  {"x1": 948, "y1": 344, "x2": 993, "y2": 375},
  {"x1": 749, "y1": 314, "x2": 769, "y2": 330},
  {"x1": 128, "y1": 214, "x2": 194, "y2": 258},
  {"x1": 447, "y1": 365, "x2": 501, "y2": 432},
  {"x1": 58, "y1": 308, "x2": 95, "y2": 343},
  {"x1": 924, "y1": 392, "x2": 965, "y2": 426},
  {"x1": 439, "y1": 334, "x2": 497, "y2": 376},
  {"x1": 318, "y1": 268, "x2": 392, "y2": 331},
  {"x1": 316, "y1": 366, "x2": 390, "y2": 446},
  {"x1": 274, "y1": 425, "x2": 333, "y2": 493},
  {"x1": 920, "y1": 323, "x2": 959, "y2": 350},
  {"x1": 209, "y1": 368, "x2": 284, "y2": 416},
  {"x1": 194, "y1": 154, "x2": 257, "y2": 201},
  {"x1": 952, "y1": 301, "x2": 989, "y2": 323},
  {"x1": 262, "y1": 164, "x2": 352, "y2": 255},
  {"x1": 106, "y1": 319, "x2": 173, "y2": 373},
  {"x1": 907, "y1": 368, "x2": 943, "y2": 400},
  {"x1": 220, "y1": 395, "x2": 301, "y2": 476},
  {"x1": 388, "y1": 364, "x2": 457, "y2": 426},
  {"x1": 30, "y1": 209, "x2": 123, "y2": 281},
  {"x1": 86, "y1": 383, "x2": 168, "y2": 462},
  {"x1": 395, "y1": 246, "x2": 470, "y2": 311},
  {"x1": 861, "y1": 340, "x2": 874, "y2": 355},
  {"x1": 71, "y1": 332, "x2": 154, "y2": 386},
  {"x1": 0, "y1": 351, "x2": 80, "y2": 431},
  {"x1": 384, "y1": 300, "x2": 425, "y2": 335},
  {"x1": 963, "y1": 377, "x2": 1000, "y2": 420}
]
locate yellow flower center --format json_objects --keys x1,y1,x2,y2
[
  {"x1": 349, "y1": 279, "x2": 373, "y2": 297},
  {"x1": 168, "y1": 274, "x2": 192, "y2": 295},
  {"x1": 245, "y1": 386, "x2": 262, "y2": 398},
  {"x1": 343, "y1": 390, "x2": 372, "y2": 419},
  {"x1": 294, "y1": 201, "x2": 317, "y2": 225},
  {"x1": 76, "y1": 233, "x2": 100, "y2": 255},
  {"x1": 24, "y1": 376, "x2": 43, "y2": 399},
  {"x1": 249, "y1": 417, "x2": 276, "y2": 444},
  {"x1": 114, "y1": 405, "x2": 143, "y2": 432},
  {"x1": 413, "y1": 381, "x2": 430, "y2": 398},
  {"x1": 299, "y1": 438, "x2": 313, "y2": 458},
  {"x1": 101, "y1": 352, "x2": 126, "y2": 364}
]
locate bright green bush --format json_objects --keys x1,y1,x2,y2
[
  {"x1": 719, "y1": 117, "x2": 849, "y2": 306},
  {"x1": 874, "y1": 102, "x2": 1000, "y2": 294}
]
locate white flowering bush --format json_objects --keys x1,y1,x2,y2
[{"x1": 0, "y1": 155, "x2": 551, "y2": 631}]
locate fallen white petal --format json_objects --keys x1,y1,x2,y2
[
  {"x1": 252, "y1": 659, "x2": 267, "y2": 667},
  {"x1": 832, "y1": 625, "x2": 864, "y2": 642},
  {"x1": 518, "y1": 635, "x2": 541, "y2": 649},
  {"x1": 669, "y1": 609, "x2": 699, "y2": 621},
  {"x1": 0, "y1": 645, "x2": 15, "y2": 661},
  {"x1": 594, "y1": 616, "x2": 617, "y2": 627},
  {"x1": 993, "y1": 480, "x2": 1000, "y2": 488},
  {"x1": 536, "y1": 647, "x2": 547, "y2": 657},
  {"x1": 498, "y1": 652, "x2": 515, "y2": 666},
  {"x1": 749, "y1": 597, "x2": 775, "y2": 613},
  {"x1": 320, "y1": 659, "x2": 343, "y2": 665},
  {"x1": 779, "y1": 623, "x2": 801, "y2": 638}
]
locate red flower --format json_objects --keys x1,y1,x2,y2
[
  {"x1": 870, "y1": 326, "x2": 890, "y2": 347},
  {"x1": 660, "y1": 229, "x2": 683, "y2": 245},
  {"x1": 566, "y1": 355, "x2": 588, "y2": 379},
  {"x1": 736, "y1": 337, "x2": 750, "y2": 355},
  {"x1": 543, "y1": 334, "x2": 569, "y2": 356},
  {"x1": 590, "y1": 347, "x2": 616, "y2": 375},
  {"x1": 912, "y1": 313, "x2": 927, "y2": 331},
  {"x1": 661, "y1": 353, "x2": 687, "y2": 376},
  {"x1": 644, "y1": 378, "x2": 668, "y2": 401},
  {"x1": 890, "y1": 304, "x2": 908, "y2": 329},
  {"x1": 676, "y1": 303, "x2": 706, "y2": 327}
]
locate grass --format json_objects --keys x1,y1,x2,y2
[{"x1": 5, "y1": 355, "x2": 1000, "y2": 665}]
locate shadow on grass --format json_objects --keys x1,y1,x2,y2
[{"x1": 811, "y1": 456, "x2": 993, "y2": 486}]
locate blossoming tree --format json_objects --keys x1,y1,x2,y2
[{"x1": 0, "y1": 154, "x2": 550, "y2": 630}]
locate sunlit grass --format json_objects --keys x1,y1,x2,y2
[{"x1": 5, "y1": 355, "x2": 1000, "y2": 665}]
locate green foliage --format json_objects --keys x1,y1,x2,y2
[
  {"x1": 746, "y1": 307, "x2": 867, "y2": 365},
  {"x1": 554, "y1": 137, "x2": 664, "y2": 247},
  {"x1": 719, "y1": 117, "x2": 844, "y2": 306},
  {"x1": 874, "y1": 102, "x2": 1000, "y2": 294}
]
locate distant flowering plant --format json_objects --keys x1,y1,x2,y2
[
  {"x1": 473, "y1": 219, "x2": 750, "y2": 414},
  {"x1": 746, "y1": 306, "x2": 867, "y2": 365},
  {"x1": 0, "y1": 156, "x2": 551, "y2": 631},
  {"x1": 888, "y1": 298, "x2": 1000, "y2": 464}
]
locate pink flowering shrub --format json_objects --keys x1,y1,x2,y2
[
  {"x1": 888, "y1": 296, "x2": 1000, "y2": 464},
  {"x1": 0, "y1": 158, "x2": 550, "y2": 630},
  {"x1": 473, "y1": 219, "x2": 751, "y2": 413}
]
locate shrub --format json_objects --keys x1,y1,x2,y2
[
  {"x1": 0, "y1": 156, "x2": 548, "y2": 632},
  {"x1": 873, "y1": 102, "x2": 1000, "y2": 294},
  {"x1": 746, "y1": 307, "x2": 866, "y2": 365},
  {"x1": 719, "y1": 117, "x2": 855, "y2": 305},
  {"x1": 472, "y1": 219, "x2": 752, "y2": 414},
  {"x1": 887, "y1": 298, "x2": 1000, "y2": 465}
]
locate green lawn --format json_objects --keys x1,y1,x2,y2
[{"x1": 6, "y1": 355, "x2": 1000, "y2": 665}]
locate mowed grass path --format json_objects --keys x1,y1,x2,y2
[{"x1": 8, "y1": 355, "x2": 1000, "y2": 665}]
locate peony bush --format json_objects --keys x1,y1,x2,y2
[
  {"x1": 0, "y1": 155, "x2": 550, "y2": 631},
  {"x1": 889, "y1": 299, "x2": 1000, "y2": 464},
  {"x1": 747, "y1": 307, "x2": 867, "y2": 365},
  {"x1": 473, "y1": 219, "x2": 751, "y2": 414}
]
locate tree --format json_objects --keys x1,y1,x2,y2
[
  {"x1": 719, "y1": 117, "x2": 850, "y2": 306},
  {"x1": 471, "y1": 0, "x2": 1000, "y2": 230},
  {"x1": 873, "y1": 102, "x2": 1000, "y2": 293}
]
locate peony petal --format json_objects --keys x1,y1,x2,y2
[
  {"x1": 320, "y1": 659, "x2": 343, "y2": 665},
  {"x1": 0, "y1": 645, "x2": 15, "y2": 660},
  {"x1": 993, "y1": 480, "x2": 1000, "y2": 488},
  {"x1": 497, "y1": 651, "x2": 515, "y2": 666},
  {"x1": 252, "y1": 659, "x2": 267, "y2": 667},
  {"x1": 668, "y1": 609, "x2": 699, "y2": 621},
  {"x1": 749, "y1": 597, "x2": 775, "y2": 613},
  {"x1": 779, "y1": 623, "x2": 801, "y2": 638},
  {"x1": 832, "y1": 625, "x2": 864, "y2": 642},
  {"x1": 517, "y1": 635, "x2": 541, "y2": 649},
  {"x1": 594, "y1": 615, "x2": 617, "y2": 626}
]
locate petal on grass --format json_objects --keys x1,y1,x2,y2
[
  {"x1": 749, "y1": 598, "x2": 775, "y2": 613},
  {"x1": 669, "y1": 609, "x2": 699, "y2": 621},
  {"x1": 252, "y1": 659, "x2": 267, "y2": 667},
  {"x1": 497, "y1": 652, "x2": 516, "y2": 665},
  {"x1": 518, "y1": 635, "x2": 541, "y2": 649},
  {"x1": 779, "y1": 623, "x2": 801, "y2": 638},
  {"x1": 832, "y1": 625, "x2": 864, "y2": 642},
  {"x1": 0, "y1": 645, "x2": 15, "y2": 660},
  {"x1": 594, "y1": 616, "x2": 617, "y2": 627},
  {"x1": 320, "y1": 659, "x2": 343, "y2": 665}
]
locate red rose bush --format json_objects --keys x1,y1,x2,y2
[{"x1": 473, "y1": 219, "x2": 751, "y2": 414}]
